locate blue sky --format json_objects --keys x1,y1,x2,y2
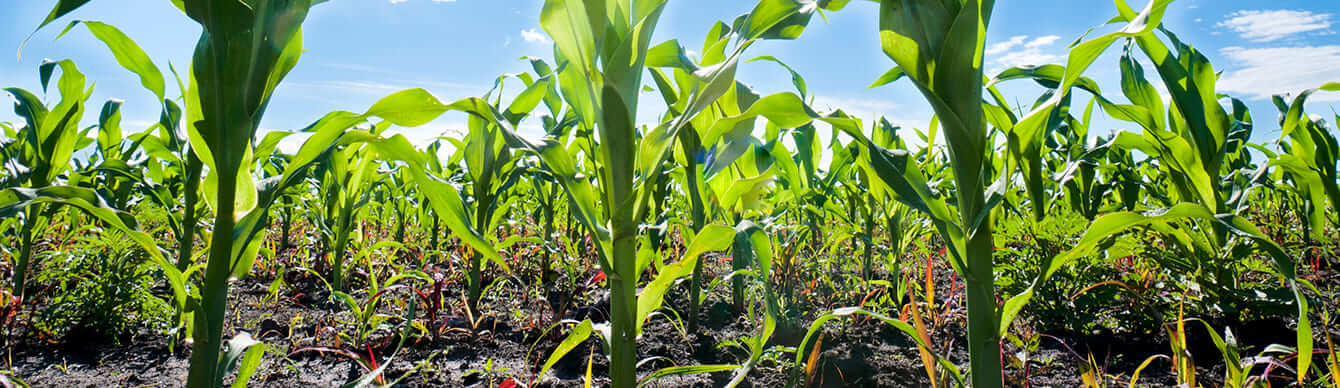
[{"x1": 3, "y1": 0, "x2": 1338, "y2": 152}]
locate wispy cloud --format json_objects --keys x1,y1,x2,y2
[
  {"x1": 1218, "y1": 45, "x2": 1340, "y2": 102},
  {"x1": 811, "y1": 95, "x2": 902, "y2": 122},
  {"x1": 985, "y1": 35, "x2": 1064, "y2": 74},
  {"x1": 1218, "y1": 10, "x2": 1333, "y2": 42},
  {"x1": 1025, "y1": 35, "x2": 1060, "y2": 48},
  {"x1": 520, "y1": 28, "x2": 550, "y2": 44},
  {"x1": 285, "y1": 79, "x2": 484, "y2": 99},
  {"x1": 263, "y1": 122, "x2": 466, "y2": 155},
  {"x1": 808, "y1": 95, "x2": 937, "y2": 153},
  {"x1": 985, "y1": 36, "x2": 1028, "y2": 56}
]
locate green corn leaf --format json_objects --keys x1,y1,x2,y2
[
  {"x1": 740, "y1": 0, "x2": 821, "y2": 41},
  {"x1": 797, "y1": 307, "x2": 965, "y2": 386},
  {"x1": 253, "y1": 131, "x2": 295, "y2": 162},
  {"x1": 230, "y1": 339, "x2": 267, "y2": 388},
  {"x1": 21, "y1": 0, "x2": 92, "y2": 58},
  {"x1": 540, "y1": 0, "x2": 597, "y2": 73},
  {"x1": 636, "y1": 224, "x2": 736, "y2": 335},
  {"x1": 215, "y1": 332, "x2": 263, "y2": 388},
  {"x1": 96, "y1": 99, "x2": 124, "y2": 157},
  {"x1": 747, "y1": 55, "x2": 807, "y2": 97},
  {"x1": 1272, "y1": 155, "x2": 1329, "y2": 238},
  {"x1": 503, "y1": 75, "x2": 552, "y2": 126},
  {"x1": 999, "y1": 203, "x2": 1307, "y2": 352},
  {"x1": 642, "y1": 364, "x2": 740, "y2": 386},
  {"x1": 58, "y1": 20, "x2": 165, "y2": 102},
  {"x1": 367, "y1": 88, "x2": 451, "y2": 128},
  {"x1": 0, "y1": 185, "x2": 165, "y2": 263},
  {"x1": 538, "y1": 319, "x2": 593, "y2": 383},
  {"x1": 646, "y1": 39, "x2": 699, "y2": 71},
  {"x1": 841, "y1": 126, "x2": 967, "y2": 272},
  {"x1": 869, "y1": 66, "x2": 906, "y2": 89}
]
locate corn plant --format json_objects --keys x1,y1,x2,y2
[
  {"x1": 312, "y1": 121, "x2": 397, "y2": 292},
  {"x1": 1270, "y1": 85, "x2": 1340, "y2": 241},
  {"x1": 0, "y1": 55, "x2": 182, "y2": 354},
  {"x1": 450, "y1": 72, "x2": 553, "y2": 313},
  {"x1": 857, "y1": 0, "x2": 1005, "y2": 385},
  {"x1": 996, "y1": 0, "x2": 1317, "y2": 382},
  {"x1": 487, "y1": 0, "x2": 843, "y2": 384},
  {"x1": 57, "y1": 20, "x2": 207, "y2": 273},
  {"x1": 3, "y1": 59, "x2": 94, "y2": 302},
  {"x1": 168, "y1": 1, "x2": 318, "y2": 386},
  {"x1": 26, "y1": 2, "x2": 451, "y2": 388}
]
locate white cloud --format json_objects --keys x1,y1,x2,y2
[
  {"x1": 1218, "y1": 45, "x2": 1340, "y2": 102},
  {"x1": 520, "y1": 28, "x2": 550, "y2": 44},
  {"x1": 1025, "y1": 35, "x2": 1061, "y2": 48},
  {"x1": 811, "y1": 95, "x2": 901, "y2": 122},
  {"x1": 986, "y1": 35, "x2": 1028, "y2": 56},
  {"x1": 1218, "y1": 10, "x2": 1333, "y2": 42},
  {"x1": 286, "y1": 79, "x2": 483, "y2": 99},
  {"x1": 986, "y1": 35, "x2": 1064, "y2": 74},
  {"x1": 810, "y1": 95, "x2": 934, "y2": 143},
  {"x1": 265, "y1": 123, "x2": 467, "y2": 155}
]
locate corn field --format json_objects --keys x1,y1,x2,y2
[{"x1": 1, "y1": 0, "x2": 1339, "y2": 387}]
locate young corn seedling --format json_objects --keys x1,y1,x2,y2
[
  {"x1": 315, "y1": 122, "x2": 390, "y2": 292},
  {"x1": 452, "y1": 72, "x2": 553, "y2": 314},
  {"x1": 1269, "y1": 86, "x2": 1340, "y2": 247}
]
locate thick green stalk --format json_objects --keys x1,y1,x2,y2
[
  {"x1": 428, "y1": 213, "x2": 440, "y2": 256},
  {"x1": 681, "y1": 133, "x2": 708, "y2": 333},
  {"x1": 466, "y1": 250, "x2": 482, "y2": 314},
  {"x1": 279, "y1": 196, "x2": 292, "y2": 252},
  {"x1": 466, "y1": 188, "x2": 494, "y2": 313},
  {"x1": 860, "y1": 195, "x2": 875, "y2": 281},
  {"x1": 177, "y1": 153, "x2": 202, "y2": 270},
  {"x1": 734, "y1": 212, "x2": 745, "y2": 311},
  {"x1": 730, "y1": 221, "x2": 748, "y2": 311},
  {"x1": 942, "y1": 98, "x2": 1001, "y2": 388},
  {"x1": 187, "y1": 169, "x2": 236, "y2": 388},
  {"x1": 604, "y1": 84, "x2": 642, "y2": 388},
  {"x1": 963, "y1": 217, "x2": 1000, "y2": 387},
  {"x1": 947, "y1": 100, "x2": 1003, "y2": 388},
  {"x1": 330, "y1": 196, "x2": 355, "y2": 292},
  {"x1": 540, "y1": 198, "x2": 555, "y2": 278},
  {"x1": 608, "y1": 212, "x2": 639, "y2": 388},
  {"x1": 877, "y1": 0, "x2": 1000, "y2": 382},
  {"x1": 11, "y1": 204, "x2": 40, "y2": 302}
]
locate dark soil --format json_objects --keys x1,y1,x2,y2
[{"x1": 4, "y1": 242, "x2": 1339, "y2": 387}]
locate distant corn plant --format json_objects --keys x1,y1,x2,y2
[{"x1": 995, "y1": 0, "x2": 1319, "y2": 383}]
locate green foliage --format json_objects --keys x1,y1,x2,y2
[
  {"x1": 9, "y1": 1, "x2": 1340, "y2": 387},
  {"x1": 32, "y1": 229, "x2": 172, "y2": 343}
]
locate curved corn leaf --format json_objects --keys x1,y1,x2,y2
[
  {"x1": 999, "y1": 203, "x2": 1308, "y2": 373},
  {"x1": 57, "y1": 20, "x2": 164, "y2": 102},
  {"x1": 538, "y1": 319, "x2": 593, "y2": 384},
  {"x1": 636, "y1": 224, "x2": 736, "y2": 335},
  {"x1": 797, "y1": 307, "x2": 964, "y2": 386}
]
